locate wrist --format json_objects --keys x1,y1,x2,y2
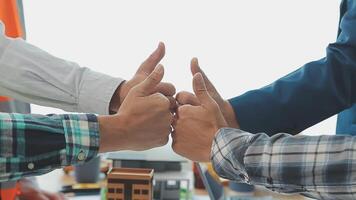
[
  {"x1": 222, "y1": 100, "x2": 239, "y2": 128},
  {"x1": 98, "y1": 114, "x2": 128, "y2": 153}
]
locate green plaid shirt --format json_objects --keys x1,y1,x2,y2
[
  {"x1": 212, "y1": 128, "x2": 356, "y2": 200},
  {"x1": 0, "y1": 113, "x2": 99, "y2": 182}
]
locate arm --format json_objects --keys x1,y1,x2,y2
[
  {"x1": 212, "y1": 128, "x2": 356, "y2": 200},
  {"x1": 0, "y1": 22, "x2": 123, "y2": 114},
  {"x1": 0, "y1": 113, "x2": 99, "y2": 182},
  {"x1": 229, "y1": 1, "x2": 356, "y2": 135},
  {"x1": 174, "y1": 74, "x2": 355, "y2": 199},
  {"x1": 0, "y1": 65, "x2": 174, "y2": 182}
]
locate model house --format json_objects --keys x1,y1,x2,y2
[{"x1": 107, "y1": 168, "x2": 154, "y2": 200}]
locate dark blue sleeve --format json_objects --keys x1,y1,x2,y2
[{"x1": 230, "y1": 0, "x2": 356, "y2": 135}]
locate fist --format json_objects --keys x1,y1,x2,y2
[
  {"x1": 172, "y1": 73, "x2": 227, "y2": 162},
  {"x1": 100, "y1": 65, "x2": 174, "y2": 152}
]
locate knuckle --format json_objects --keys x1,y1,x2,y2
[
  {"x1": 167, "y1": 83, "x2": 176, "y2": 94},
  {"x1": 177, "y1": 106, "x2": 185, "y2": 114},
  {"x1": 163, "y1": 96, "x2": 171, "y2": 106},
  {"x1": 177, "y1": 105, "x2": 190, "y2": 115},
  {"x1": 159, "y1": 82, "x2": 176, "y2": 95},
  {"x1": 176, "y1": 92, "x2": 188, "y2": 101},
  {"x1": 175, "y1": 99, "x2": 183, "y2": 107},
  {"x1": 177, "y1": 92, "x2": 199, "y2": 106},
  {"x1": 159, "y1": 96, "x2": 171, "y2": 110},
  {"x1": 179, "y1": 95, "x2": 189, "y2": 104},
  {"x1": 175, "y1": 92, "x2": 183, "y2": 102}
]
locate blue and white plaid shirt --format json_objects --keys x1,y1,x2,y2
[
  {"x1": 0, "y1": 113, "x2": 99, "y2": 182},
  {"x1": 212, "y1": 128, "x2": 356, "y2": 200}
]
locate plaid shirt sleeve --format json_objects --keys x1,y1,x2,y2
[
  {"x1": 211, "y1": 128, "x2": 356, "y2": 200},
  {"x1": 0, "y1": 113, "x2": 100, "y2": 182}
]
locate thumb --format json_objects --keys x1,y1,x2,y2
[
  {"x1": 190, "y1": 57, "x2": 201, "y2": 75},
  {"x1": 190, "y1": 58, "x2": 220, "y2": 96},
  {"x1": 193, "y1": 73, "x2": 215, "y2": 106},
  {"x1": 136, "y1": 42, "x2": 165, "y2": 75},
  {"x1": 134, "y1": 64, "x2": 164, "y2": 96}
]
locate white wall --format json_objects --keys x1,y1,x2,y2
[{"x1": 24, "y1": 0, "x2": 341, "y2": 135}]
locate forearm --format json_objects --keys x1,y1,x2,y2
[
  {"x1": 211, "y1": 128, "x2": 356, "y2": 199},
  {"x1": 0, "y1": 113, "x2": 99, "y2": 182},
  {"x1": 0, "y1": 22, "x2": 124, "y2": 114}
]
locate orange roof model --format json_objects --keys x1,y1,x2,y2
[{"x1": 107, "y1": 168, "x2": 154, "y2": 200}]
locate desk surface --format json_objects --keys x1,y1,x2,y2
[{"x1": 37, "y1": 169, "x2": 311, "y2": 200}]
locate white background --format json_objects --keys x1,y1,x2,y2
[{"x1": 23, "y1": 0, "x2": 341, "y2": 135}]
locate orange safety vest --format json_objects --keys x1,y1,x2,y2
[
  {"x1": 0, "y1": 1, "x2": 24, "y2": 199},
  {"x1": 0, "y1": 0, "x2": 24, "y2": 37},
  {"x1": 0, "y1": 0, "x2": 25, "y2": 103}
]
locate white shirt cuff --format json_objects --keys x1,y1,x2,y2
[{"x1": 78, "y1": 68, "x2": 124, "y2": 115}]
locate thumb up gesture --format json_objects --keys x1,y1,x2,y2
[
  {"x1": 99, "y1": 65, "x2": 174, "y2": 152},
  {"x1": 172, "y1": 72, "x2": 228, "y2": 162}
]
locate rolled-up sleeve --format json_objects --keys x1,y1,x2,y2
[
  {"x1": 0, "y1": 113, "x2": 99, "y2": 182},
  {"x1": 212, "y1": 128, "x2": 356, "y2": 200},
  {"x1": 0, "y1": 22, "x2": 124, "y2": 115}
]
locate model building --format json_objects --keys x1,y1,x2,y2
[{"x1": 107, "y1": 168, "x2": 154, "y2": 200}]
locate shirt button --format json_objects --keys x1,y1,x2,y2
[
  {"x1": 239, "y1": 174, "x2": 249, "y2": 182},
  {"x1": 27, "y1": 162, "x2": 35, "y2": 170},
  {"x1": 78, "y1": 151, "x2": 86, "y2": 161}
]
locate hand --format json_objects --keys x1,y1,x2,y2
[
  {"x1": 99, "y1": 65, "x2": 173, "y2": 152},
  {"x1": 18, "y1": 178, "x2": 67, "y2": 200},
  {"x1": 109, "y1": 42, "x2": 176, "y2": 113},
  {"x1": 176, "y1": 58, "x2": 239, "y2": 128},
  {"x1": 172, "y1": 73, "x2": 228, "y2": 162}
]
